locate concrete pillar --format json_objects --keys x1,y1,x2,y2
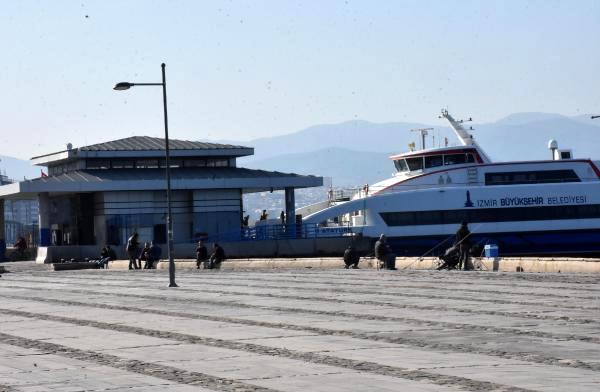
[
  {"x1": 284, "y1": 187, "x2": 296, "y2": 235},
  {"x1": 38, "y1": 193, "x2": 51, "y2": 246},
  {"x1": 0, "y1": 199, "x2": 5, "y2": 261}
]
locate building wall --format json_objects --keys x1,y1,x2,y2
[
  {"x1": 92, "y1": 189, "x2": 242, "y2": 246},
  {"x1": 193, "y1": 189, "x2": 242, "y2": 241}
]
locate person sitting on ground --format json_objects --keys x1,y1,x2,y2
[
  {"x1": 195, "y1": 240, "x2": 208, "y2": 269},
  {"x1": 146, "y1": 241, "x2": 161, "y2": 269},
  {"x1": 208, "y1": 243, "x2": 225, "y2": 269},
  {"x1": 98, "y1": 245, "x2": 117, "y2": 269},
  {"x1": 343, "y1": 244, "x2": 360, "y2": 269},
  {"x1": 374, "y1": 234, "x2": 397, "y2": 270},
  {"x1": 140, "y1": 242, "x2": 151, "y2": 269}
]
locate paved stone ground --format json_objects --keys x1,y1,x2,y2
[{"x1": 0, "y1": 262, "x2": 599, "y2": 391}]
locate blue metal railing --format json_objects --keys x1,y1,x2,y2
[{"x1": 203, "y1": 223, "x2": 353, "y2": 243}]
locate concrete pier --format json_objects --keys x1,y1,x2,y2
[{"x1": 0, "y1": 262, "x2": 599, "y2": 391}]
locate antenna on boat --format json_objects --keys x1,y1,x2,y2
[
  {"x1": 439, "y1": 109, "x2": 492, "y2": 163},
  {"x1": 410, "y1": 128, "x2": 433, "y2": 150}
]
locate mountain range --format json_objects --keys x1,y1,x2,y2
[{"x1": 2, "y1": 112, "x2": 599, "y2": 186}]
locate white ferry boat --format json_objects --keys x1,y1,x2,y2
[{"x1": 304, "y1": 110, "x2": 600, "y2": 257}]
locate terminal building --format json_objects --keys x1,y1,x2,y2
[{"x1": 0, "y1": 136, "x2": 323, "y2": 262}]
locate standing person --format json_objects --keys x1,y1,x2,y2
[
  {"x1": 343, "y1": 244, "x2": 360, "y2": 269},
  {"x1": 456, "y1": 221, "x2": 472, "y2": 270},
  {"x1": 280, "y1": 211, "x2": 285, "y2": 225},
  {"x1": 375, "y1": 234, "x2": 397, "y2": 270},
  {"x1": 195, "y1": 240, "x2": 208, "y2": 269},
  {"x1": 260, "y1": 210, "x2": 268, "y2": 221},
  {"x1": 208, "y1": 243, "x2": 225, "y2": 269},
  {"x1": 126, "y1": 232, "x2": 140, "y2": 270},
  {"x1": 14, "y1": 236, "x2": 27, "y2": 259}
]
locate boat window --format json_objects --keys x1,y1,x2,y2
[
  {"x1": 406, "y1": 157, "x2": 424, "y2": 171},
  {"x1": 393, "y1": 159, "x2": 408, "y2": 172},
  {"x1": 380, "y1": 203, "x2": 600, "y2": 226},
  {"x1": 425, "y1": 155, "x2": 443, "y2": 168},
  {"x1": 485, "y1": 170, "x2": 580, "y2": 185},
  {"x1": 444, "y1": 154, "x2": 466, "y2": 165},
  {"x1": 466, "y1": 154, "x2": 475, "y2": 163}
]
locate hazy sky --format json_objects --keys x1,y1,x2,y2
[{"x1": 1, "y1": 0, "x2": 599, "y2": 159}]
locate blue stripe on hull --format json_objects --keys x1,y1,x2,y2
[{"x1": 385, "y1": 229, "x2": 600, "y2": 257}]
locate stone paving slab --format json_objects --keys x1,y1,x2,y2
[{"x1": 0, "y1": 263, "x2": 598, "y2": 391}]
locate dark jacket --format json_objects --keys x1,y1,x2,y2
[
  {"x1": 456, "y1": 225, "x2": 471, "y2": 247},
  {"x1": 196, "y1": 245, "x2": 208, "y2": 261},
  {"x1": 374, "y1": 240, "x2": 389, "y2": 260},
  {"x1": 211, "y1": 245, "x2": 225, "y2": 263},
  {"x1": 343, "y1": 247, "x2": 359, "y2": 266}
]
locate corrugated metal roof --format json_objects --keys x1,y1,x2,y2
[
  {"x1": 79, "y1": 136, "x2": 249, "y2": 152},
  {"x1": 28, "y1": 168, "x2": 316, "y2": 183}
]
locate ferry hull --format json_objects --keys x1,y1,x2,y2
[{"x1": 385, "y1": 228, "x2": 600, "y2": 258}]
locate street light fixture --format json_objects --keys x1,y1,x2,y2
[{"x1": 114, "y1": 63, "x2": 178, "y2": 288}]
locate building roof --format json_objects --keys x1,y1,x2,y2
[
  {"x1": 30, "y1": 136, "x2": 254, "y2": 166},
  {"x1": 79, "y1": 136, "x2": 247, "y2": 152},
  {"x1": 0, "y1": 167, "x2": 323, "y2": 197}
]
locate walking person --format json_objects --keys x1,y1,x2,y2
[
  {"x1": 195, "y1": 240, "x2": 208, "y2": 269},
  {"x1": 456, "y1": 221, "x2": 472, "y2": 270},
  {"x1": 126, "y1": 232, "x2": 140, "y2": 270}
]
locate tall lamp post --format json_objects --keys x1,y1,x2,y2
[{"x1": 114, "y1": 63, "x2": 178, "y2": 287}]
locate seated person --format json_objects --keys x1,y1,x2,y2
[
  {"x1": 145, "y1": 241, "x2": 161, "y2": 269},
  {"x1": 208, "y1": 243, "x2": 225, "y2": 269},
  {"x1": 195, "y1": 240, "x2": 208, "y2": 269},
  {"x1": 140, "y1": 242, "x2": 151, "y2": 269},
  {"x1": 343, "y1": 244, "x2": 360, "y2": 269},
  {"x1": 374, "y1": 234, "x2": 397, "y2": 270},
  {"x1": 98, "y1": 245, "x2": 117, "y2": 269}
]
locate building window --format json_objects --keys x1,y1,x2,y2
[
  {"x1": 111, "y1": 160, "x2": 134, "y2": 169},
  {"x1": 86, "y1": 160, "x2": 110, "y2": 169},
  {"x1": 485, "y1": 170, "x2": 580, "y2": 185},
  {"x1": 184, "y1": 159, "x2": 207, "y2": 167},
  {"x1": 135, "y1": 159, "x2": 159, "y2": 169}
]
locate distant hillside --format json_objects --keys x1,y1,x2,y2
[
  {"x1": 233, "y1": 114, "x2": 600, "y2": 186},
  {"x1": 240, "y1": 148, "x2": 393, "y2": 186},
  {"x1": 0, "y1": 155, "x2": 39, "y2": 181}
]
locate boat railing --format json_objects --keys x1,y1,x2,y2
[{"x1": 203, "y1": 223, "x2": 355, "y2": 243}]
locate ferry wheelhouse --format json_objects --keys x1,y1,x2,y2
[{"x1": 304, "y1": 110, "x2": 600, "y2": 257}]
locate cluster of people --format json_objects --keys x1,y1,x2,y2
[
  {"x1": 126, "y1": 233, "x2": 162, "y2": 270},
  {"x1": 195, "y1": 240, "x2": 225, "y2": 269},
  {"x1": 344, "y1": 222, "x2": 474, "y2": 271},
  {"x1": 437, "y1": 221, "x2": 473, "y2": 270},
  {"x1": 342, "y1": 234, "x2": 397, "y2": 270}
]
